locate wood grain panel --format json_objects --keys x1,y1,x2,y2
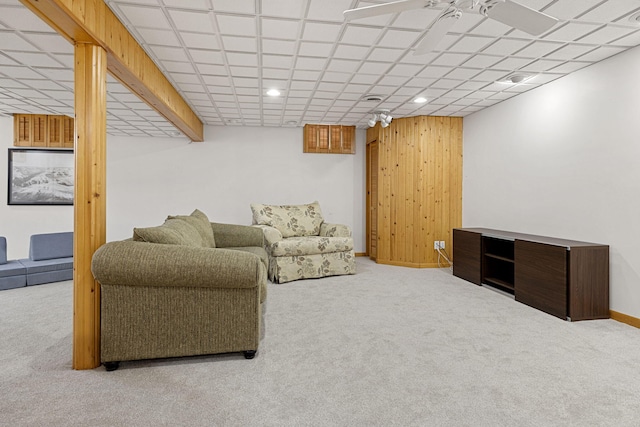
[
  {"x1": 515, "y1": 240, "x2": 567, "y2": 319},
  {"x1": 73, "y1": 43, "x2": 107, "y2": 370},
  {"x1": 453, "y1": 229, "x2": 482, "y2": 285},
  {"x1": 366, "y1": 115, "x2": 462, "y2": 267},
  {"x1": 569, "y1": 246, "x2": 609, "y2": 320}
]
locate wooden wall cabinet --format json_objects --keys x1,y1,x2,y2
[
  {"x1": 13, "y1": 114, "x2": 75, "y2": 148},
  {"x1": 303, "y1": 124, "x2": 355, "y2": 154},
  {"x1": 453, "y1": 228, "x2": 610, "y2": 321}
]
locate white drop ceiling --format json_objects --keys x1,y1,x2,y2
[{"x1": 1, "y1": 0, "x2": 640, "y2": 137}]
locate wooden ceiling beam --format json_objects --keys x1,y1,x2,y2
[{"x1": 20, "y1": 0, "x2": 204, "y2": 142}]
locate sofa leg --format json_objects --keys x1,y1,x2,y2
[
  {"x1": 243, "y1": 350, "x2": 256, "y2": 360},
  {"x1": 104, "y1": 361, "x2": 120, "y2": 371}
]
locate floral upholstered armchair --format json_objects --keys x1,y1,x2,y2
[{"x1": 250, "y1": 201, "x2": 356, "y2": 283}]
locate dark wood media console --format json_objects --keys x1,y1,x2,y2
[{"x1": 453, "y1": 228, "x2": 609, "y2": 321}]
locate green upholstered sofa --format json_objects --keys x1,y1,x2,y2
[
  {"x1": 251, "y1": 201, "x2": 356, "y2": 284},
  {"x1": 91, "y1": 210, "x2": 268, "y2": 371}
]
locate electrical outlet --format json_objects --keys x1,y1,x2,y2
[
  {"x1": 439, "y1": 241, "x2": 445, "y2": 250},
  {"x1": 434, "y1": 241, "x2": 445, "y2": 250}
]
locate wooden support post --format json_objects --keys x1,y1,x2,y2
[{"x1": 73, "y1": 43, "x2": 107, "y2": 370}]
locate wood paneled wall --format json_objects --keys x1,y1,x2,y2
[{"x1": 367, "y1": 116, "x2": 463, "y2": 268}]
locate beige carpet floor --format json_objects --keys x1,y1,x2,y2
[{"x1": 1, "y1": 258, "x2": 640, "y2": 426}]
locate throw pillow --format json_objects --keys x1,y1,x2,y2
[
  {"x1": 167, "y1": 209, "x2": 216, "y2": 248},
  {"x1": 133, "y1": 218, "x2": 204, "y2": 247}
]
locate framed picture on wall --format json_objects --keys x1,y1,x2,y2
[{"x1": 7, "y1": 149, "x2": 74, "y2": 206}]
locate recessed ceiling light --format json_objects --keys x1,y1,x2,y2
[
  {"x1": 499, "y1": 73, "x2": 532, "y2": 84},
  {"x1": 267, "y1": 89, "x2": 281, "y2": 97},
  {"x1": 285, "y1": 120, "x2": 298, "y2": 126},
  {"x1": 629, "y1": 11, "x2": 640, "y2": 25},
  {"x1": 413, "y1": 97, "x2": 427, "y2": 104}
]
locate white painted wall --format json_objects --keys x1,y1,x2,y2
[
  {"x1": 463, "y1": 45, "x2": 640, "y2": 318},
  {"x1": 106, "y1": 125, "x2": 366, "y2": 252},
  {"x1": 0, "y1": 116, "x2": 73, "y2": 259},
  {"x1": 1, "y1": 123, "x2": 366, "y2": 258}
]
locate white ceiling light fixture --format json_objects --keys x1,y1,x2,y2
[
  {"x1": 369, "y1": 110, "x2": 393, "y2": 128},
  {"x1": 499, "y1": 73, "x2": 532, "y2": 84},
  {"x1": 266, "y1": 88, "x2": 281, "y2": 97},
  {"x1": 413, "y1": 97, "x2": 428, "y2": 103}
]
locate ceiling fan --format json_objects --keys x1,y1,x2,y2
[{"x1": 343, "y1": 0, "x2": 558, "y2": 55}]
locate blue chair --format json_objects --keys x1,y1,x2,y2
[{"x1": 0, "y1": 237, "x2": 27, "y2": 291}]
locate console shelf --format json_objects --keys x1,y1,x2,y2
[{"x1": 453, "y1": 228, "x2": 609, "y2": 321}]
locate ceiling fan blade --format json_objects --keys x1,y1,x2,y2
[
  {"x1": 414, "y1": 8, "x2": 460, "y2": 55},
  {"x1": 344, "y1": 0, "x2": 429, "y2": 21},
  {"x1": 484, "y1": 0, "x2": 558, "y2": 35}
]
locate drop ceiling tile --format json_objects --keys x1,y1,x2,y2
[
  {"x1": 306, "y1": 0, "x2": 352, "y2": 22},
  {"x1": 136, "y1": 28, "x2": 181, "y2": 47},
  {"x1": 578, "y1": 25, "x2": 636, "y2": 44},
  {"x1": 377, "y1": 29, "x2": 420, "y2": 48},
  {"x1": 262, "y1": 39, "x2": 296, "y2": 54},
  {"x1": 519, "y1": 58, "x2": 565, "y2": 72},
  {"x1": 162, "y1": 61, "x2": 196, "y2": 73},
  {"x1": 341, "y1": 26, "x2": 383, "y2": 46},
  {"x1": 613, "y1": 30, "x2": 640, "y2": 47},
  {"x1": 367, "y1": 47, "x2": 404, "y2": 62},
  {"x1": 387, "y1": 63, "x2": 423, "y2": 76},
  {"x1": 544, "y1": 22, "x2": 602, "y2": 42},
  {"x1": 1, "y1": 66, "x2": 46, "y2": 79},
  {"x1": 473, "y1": 69, "x2": 509, "y2": 82},
  {"x1": 217, "y1": 15, "x2": 256, "y2": 37},
  {"x1": 302, "y1": 22, "x2": 342, "y2": 43},
  {"x1": 0, "y1": 32, "x2": 39, "y2": 52},
  {"x1": 461, "y1": 54, "x2": 502, "y2": 68},
  {"x1": 261, "y1": 18, "x2": 300, "y2": 39},
  {"x1": 150, "y1": 46, "x2": 189, "y2": 61},
  {"x1": 544, "y1": 44, "x2": 596, "y2": 60},
  {"x1": 222, "y1": 36, "x2": 257, "y2": 52},
  {"x1": 327, "y1": 59, "x2": 360, "y2": 73},
  {"x1": 449, "y1": 35, "x2": 495, "y2": 53},
  {"x1": 0, "y1": 53, "x2": 17, "y2": 65},
  {"x1": 262, "y1": 0, "x2": 306, "y2": 19},
  {"x1": 263, "y1": 68, "x2": 290, "y2": 79},
  {"x1": 482, "y1": 38, "x2": 531, "y2": 55},
  {"x1": 416, "y1": 65, "x2": 450, "y2": 79},
  {"x1": 333, "y1": 44, "x2": 370, "y2": 60},
  {"x1": 432, "y1": 52, "x2": 470, "y2": 66},
  {"x1": 515, "y1": 41, "x2": 565, "y2": 58},
  {"x1": 377, "y1": 75, "x2": 411, "y2": 86},
  {"x1": 51, "y1": 54, "x2": 73, "y2": 68},
  {"x1": 444, "y1": 67, "x2": 481, "y2": 80},
  {"x1": 350, "y1": 73, "x2": 379, "y2": 84},
  {"x1": 358, "y1": 61, "x2": 393, "y2": 75},
  {"x1": 226, "y1": 52, "x2": 258, "y2": 67},
  {"x1": 181, "y1": 32, "x2": 220, "y2": 50},
  {"x1": 262, "y1": 54, "x2": 293, "y2": 69},
  {"x1": 230, "y1": 66, "x2": 258, "y2": 78},
  {"x1": 21, "y1": 33, "x2": 71, "y2": 54},
  {"x1": 2, "y1": 6, "x2": 56, "y2": 33},
  {"x1": 577, "y1": 45, "x2": 628, "y2": 62},
  {"x1": 164, "y1": 0, "x2": 209, "y2": 10},
  {"x1": 233, "y1": 77, "x2": 259, "y2": 88},
  {"x1": 189, "y1": 49, "x2": 225, "y2": 64},
  {"x1": 550, "y1": 61, "x2": 592, "y2": 73},
  {"x1": 116, "y1": 4, "x2": 170, "y2": 29},
  {"x1": 298, "y1": 42, "x2": 333, "y2": 57},
  {"x1": 491, "y1": 57, "x2": 533, "y2": 70},
  {"x1": 580, "y1": 0, "x2": 640, "y2": 22},
  {"x1": 295, "y1": 56, "x2": 327, "y2": 70},
  {"x1": 211, "y1": 0, "x2": 255, "y2": 14},
  {"x1": 432, "y1": 79, "x2": 463, "y2": 90},
  {"x1": 196, "y1": 64, "x2": 226, "y2": 75}
]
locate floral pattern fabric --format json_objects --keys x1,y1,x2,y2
[
  {"x1": 251, "y1": 201, "x2": 324, "y2": 238},
  {"x1": 269, "y1": 250, "x2": 356, "y2": 284},
  {"x1": 270, "y1": 236, "x2": 353, "y2": 257},
  {"x1": 319, "y1": 223, "x2": 352, "y2": 238}
]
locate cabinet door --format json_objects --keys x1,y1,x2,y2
[
  {"x1": 329, "y1": 125, "x2": 342, "y2": 153},
  {"x1": 14, "y1": 114, "x2": 31, "y2": 146},
  {"x1": 341, "y1": 126, "x2": 355, "y2": 154},
  {"x1": 453, "y1": 229, "x2": 482, "y2": 285},
  {"x1": 48, "y1": 115, "x2": 63, "y2": 147},
  {"x1": 63, "y1": 116, "x2": 75, "y2": 148},
  {"x1": 515, "y1": 240, "x2": 567, "y2": 319},
  {"x1": 32, "y1": 115, "x2": 47, "y2": 146}
]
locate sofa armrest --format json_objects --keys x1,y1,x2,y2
[
  {"x1": 252, "y1": 225, "x2": 283, "y2": 246},
  {"x1": 319, "y1": 223, "x2": 352, "y2": 238},
  {"x1": 210, "y1": 222, "x2": 264, "y2": 248},
  {"x1": 91, "y1": 241, "x2": 262, "y2": 289}
]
